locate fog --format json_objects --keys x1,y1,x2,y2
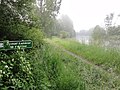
[{"x1": 59, "y1": 0, "x2": 120, "y2": 32}]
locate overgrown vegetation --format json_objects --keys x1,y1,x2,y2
[
  {"x1": 0, "y1": 50, "x2": 35, "y2": 89},
  {"x1": 52, "y1": 38, "x2": 120, "y2": 74},
  {"x1": 1, "y1": 0, "x2": 120, "y2": 90},
  {"x1": 45, "y1": 40, "x2": 120, "y2": 90},
  {"x1": 91, "y1": 13, "x2": 120, "y2": 47},
  {"x1": 29, "y1": 44, "x2": 86, "y2": 90},
  {"x1": 0, "y1": 0, "x2": 63, "y2": 89}
]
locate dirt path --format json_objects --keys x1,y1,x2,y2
[
  {"x1": 46, "y1": 39, "x2": 120, "y2": 79},
  {"x1": 62, "y1": 48, "x2": 119, "y2": 76}
]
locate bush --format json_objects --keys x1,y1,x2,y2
[
  {"x1": 0, "y1": 50, "x2": 35, "y2": 90},
  {"x1": 0, "y1": 24, "x2": 30, "y2": 40},
  {"x1": 24, "y1": 28, "x2": 44, "y2": 48},
  {"x1": 59, "y1": 31, "x2": 69, "y2": 38}
]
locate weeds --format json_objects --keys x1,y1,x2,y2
[
  {"x1": 46, "y1": 37, "x2": 120, "y2": 89},
  {"x1": 0, "y1": 50, "x2": 34, "y2": 90},
  {"x1": 2, "y1": 37, "x2": 120, "y2": 90},
  {"x1": 52, "y1": 38, "x2": 120, "y2": 74},
  {"x1": 29, "y1": 43, "x2": 85, "y2": 90}
]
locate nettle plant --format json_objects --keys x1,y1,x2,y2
[{"x1": 0, "y1": 49, "x2": 35, "y2": 90}]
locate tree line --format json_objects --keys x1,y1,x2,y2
[
  {"x1": 92, "y1": 13, "x2": 120, "y2": 46},
  {"x1": 0, "y1": 0, "x2": 75, "y2": 41}
]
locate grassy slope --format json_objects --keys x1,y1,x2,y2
[
  {"x1": 45, "y1": 38, "x2": 120, "y2": 90},
  {"x1": 50, "y1": 38, "x2": 120, "y2": 74},
  {"x1": 29, "y1": 43, "x2": 85, "y2": 90}
]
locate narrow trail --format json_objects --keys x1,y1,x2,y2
[
  {"x1": 46, "y1": 39, "x2": 120, "y2": 80},
  {"x1": 62, "y1": 48, "x2": 119, "y2": 77}
]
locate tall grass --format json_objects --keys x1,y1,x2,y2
[
  {"x1": 45, "y1": 39, "x2": 120, "y2": 90},
  {"x1": 51, "y1": 38, "x2": 120, "y2": 74},
  {"x1": 29, "y1": 43, "x2": 85, "y2": 90}
]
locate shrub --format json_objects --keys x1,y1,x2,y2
[
  {"x1": 24, "y1": 28, "x2": 44, "y2": 48},
  {"x1": 0, "y1": 50, "x2": 35, "y2": 90}
]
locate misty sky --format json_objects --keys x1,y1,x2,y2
[{"x1": 59, "y1": 0, "x2": 120, "y2": 32}]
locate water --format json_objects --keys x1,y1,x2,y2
[{"x1": 76, "y1": 35, "x2": 91, "y2": 45}]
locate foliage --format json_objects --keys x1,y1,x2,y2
[
  {"x1": 37, "y1": 0, "x2": 62, "y2": 16},
  {"x1": 59, "y1": 31, "x2": 69, "y2": 38},
  {"x1": 24, "y1": 28, "x2": 44, "y2": 48},
  {"x1": 0, "y1": 50, "x2": 34, "y2": 90},
  {"x1": 0, "y1": 0, "x2": 63, "y2": 39},
  {"x1": 102, "y1": 13, "x2": 120, "y2": 48},
  {"x1": 28, "y1": 43, "x2": 85, "y2": 90},
  {"x1": 54, "y1": 15, "x2": 76, "y2": 38},
  {"x1": 92, "y1": 25, "x2": 106, "y2": 45},
  {"x1": 107, "y1": 25, "x2": 120, "y2": 39},
  {"x1": 36, "y1": 0, "x2": 62, "y2": 36},
  {"x1": 0, "y1": 0, "x2": 35, "y2": 40},
  {"x1": 104, "y1": 13, "x2": 114, "y2": 28},
  {"x1": 46, "y1": 38, "x2": 120, "y2": 89},
  {"x1": 52, "y1": 38, "x2": 120, "y2": 74}
]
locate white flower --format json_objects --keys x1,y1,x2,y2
[
  {"x1": 12, "y1": 58, "x2": 14, "y2": 61},
  {"x1": 5, "y1": 65, "x2": 8, "y2": 68},
  {"x1": 3, "y1": 71, "x2": 5, "y2": 74}
]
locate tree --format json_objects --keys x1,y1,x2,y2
[
  {"x1": 55, "y1": 15, "x2": 76, "y2": 38},
  {"x1": 104, "y1": 13, "x2": 120, "y2": 39},
  {"x1": 36, "y1": 0, "x2": 62, "y2": 36},
  {"x1": 0, "y1": 0, "x2": 63, "y2": 39},
  {"x1": 104, "y1": 13, "x2": 114, "y2": 30},
  {"x1": 107, "y1": 26, "x2": 120, "y2": 40},
  {"x1": 0, "y1": 0, "x2": 35, "y2": 40},
  {"x1": 92, "y1": 25, "x2": 106, "y2": 45}
]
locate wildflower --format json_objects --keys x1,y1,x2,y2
[
  {"x1": 12, "y1": 58, "x2": 14, "y2": 61},
  {"x1": 3, "y1": 71, "x2": 5, "y2": 74},
  {"x1": 5, "y1": 65, "x2": 8, "y2": 68}
]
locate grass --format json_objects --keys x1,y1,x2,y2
[
  {"x1": 44, "y1": 39, "x2": 120, "y2": 90},
  {"x1": 29, "y1": 43, "x2": 85, "y2": 90},
  {"x1": 4, "y1": 37, "x2": 120, "y2": 89},
  {"x1": 50, "y1": 37, "x2": 120, "y2": 75},
  {"x1": 0, "y1": 38, "x2": 120, "y2": 90}
]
